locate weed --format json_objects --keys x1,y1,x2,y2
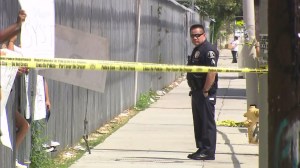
[
  {"x1": 135, "y1": 90, "x2": 157, "y2": 110},
  {"x1": 30, "y1": 120, "x2": 54, "y2": 168}
]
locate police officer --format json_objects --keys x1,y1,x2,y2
[{"x1": 187, "y1": 24, "x2": 218, "y2": 160}]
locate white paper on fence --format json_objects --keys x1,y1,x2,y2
[
  {"x1": 0, "y1": 109, "x2": 12, "y2": 149},
  {"x1": 10, "y1": 45, "x2": 31, "y2": 119},
  {"x1": 33, "y1": 76, "x2": 46, "y2": 120},
  {"x1": 19, "y1": 0, "x2": 54, "y2": 120},
  {"x1": 0, "y1": 50, "x2": 19, "y2": 107},
  {"x1": 19, "y1": 0, "x2": 55, "y2": 59},
  {"x1": 24, "y1": 75, "x2": 30, "y2": 119},
  {"x1": 0, "y1": 49, "x2": 22, "y2": 149}
]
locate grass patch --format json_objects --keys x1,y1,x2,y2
[{"x1": 134, "y1": 90, "x2": 158, "y2": 111}]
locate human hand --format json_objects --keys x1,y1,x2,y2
[
  {"x1": 202, "y1": 90, "x2": 208, "y2": 97},
  {"x1": 17, "y1": 10, "x2": 26, "y2": 25},
  {"x1": 0, "y1": 49, "x2": 6, "y2": 56},
  {"x1": 1, "y1": 43, "x2": 7, "y2": 49},
  {"x1": 17, "y1": 67, "x2": 29, "y2": 75},
  {"x1": 45, "y1": 100, "x2": 51, "y2": 111}
]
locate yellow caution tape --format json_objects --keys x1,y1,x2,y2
[{"x1": 0, "y1": 56, "x2": 268, "y2": 73}]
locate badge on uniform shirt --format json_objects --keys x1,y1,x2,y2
[{"x1": 194, "y1": 51, "x2": 200, "y2": 59}]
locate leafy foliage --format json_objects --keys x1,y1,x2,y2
[
  {"x1": 135, "y1": 90, "x2": 157, "y2": 111},
  {"x1": 197, "y1": 0, "x2": 242, "y2": 43},
  {"x1": 30, "y1": 121, "x2": 54, "y2": 168},
  {"x1": 197, "y1": 0, "x2": 241, "y2": 19},
  {"x1": 235, "y1": 20, "x2": 245, "y2": 28},
  {"x1": 178, "y1": 0, "x2": 242, "y2": 43}
]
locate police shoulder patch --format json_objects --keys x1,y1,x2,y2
[
  {"x1": 208, "y1": 51, "x2": 215, "y2": 59},
  {"x1": 211, "y1": 59, "x2": 216, "y2": 65}
]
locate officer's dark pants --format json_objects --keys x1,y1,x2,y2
[{"x1": 191, "y1": 90, "x2": 216, "y2": 155}]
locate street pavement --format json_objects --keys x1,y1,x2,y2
[{"x1": 69, "y1": 49, "x2": 259, "y2": 168}]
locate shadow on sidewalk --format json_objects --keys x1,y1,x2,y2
[
  {"x1": 217, "y1": 130, "x2": 241, "y2": 168},
  {"x1": 218, "y1": 76, "x2": 242, "y2": 80},
  {"x1": 217, "y1": 88, "x2": 246, "y2": 100},
  {"x1": 92, "y1": 148, "x2": 191, "y2": 164}
]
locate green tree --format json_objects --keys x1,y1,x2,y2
[
  {"x1": 196, "y1": 0, "x2": 242, "y2": 43},
  {"x1": 178, "y1": 0, "x2": 242, "y2": 43}
]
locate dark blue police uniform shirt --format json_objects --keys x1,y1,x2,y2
[{"x1": 188, "y1": 40, "x2": 219, "y2": 92}]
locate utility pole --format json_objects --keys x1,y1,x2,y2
[
  {"x1": 211, "y1": 18, "x2": 215, "y2": 43},
  {"x1": 269, "y1": 0, "x2": 300, "y2": 168},
  {"x1": 257, "y1": 0, "x2": 268, "y2": 167},
  {"x1": 134, "y1": 0, "x2": 141, "y2": 104},
  {"x1": 242, "y1": 0, "x2": 258, "y2": 107}
]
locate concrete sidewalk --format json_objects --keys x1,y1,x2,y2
[{"x1": 69, "y1": 49, "x2": 259, "y2": 168}]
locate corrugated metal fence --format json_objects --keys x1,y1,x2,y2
[{"x1": 0, "y1": 0, "x2": 207, "y2": 167}]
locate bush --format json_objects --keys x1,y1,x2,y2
[{"x1": 30, "y1": 121, "x2": 54, "y2": 168}]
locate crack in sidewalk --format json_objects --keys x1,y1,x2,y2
[{"x1": 216, "y1": 79, "x2": 232, "y2": 121}]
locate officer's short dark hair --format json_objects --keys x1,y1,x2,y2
[{"x1": 190, "y1": 24, "x2": 205, "y2": 33}]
